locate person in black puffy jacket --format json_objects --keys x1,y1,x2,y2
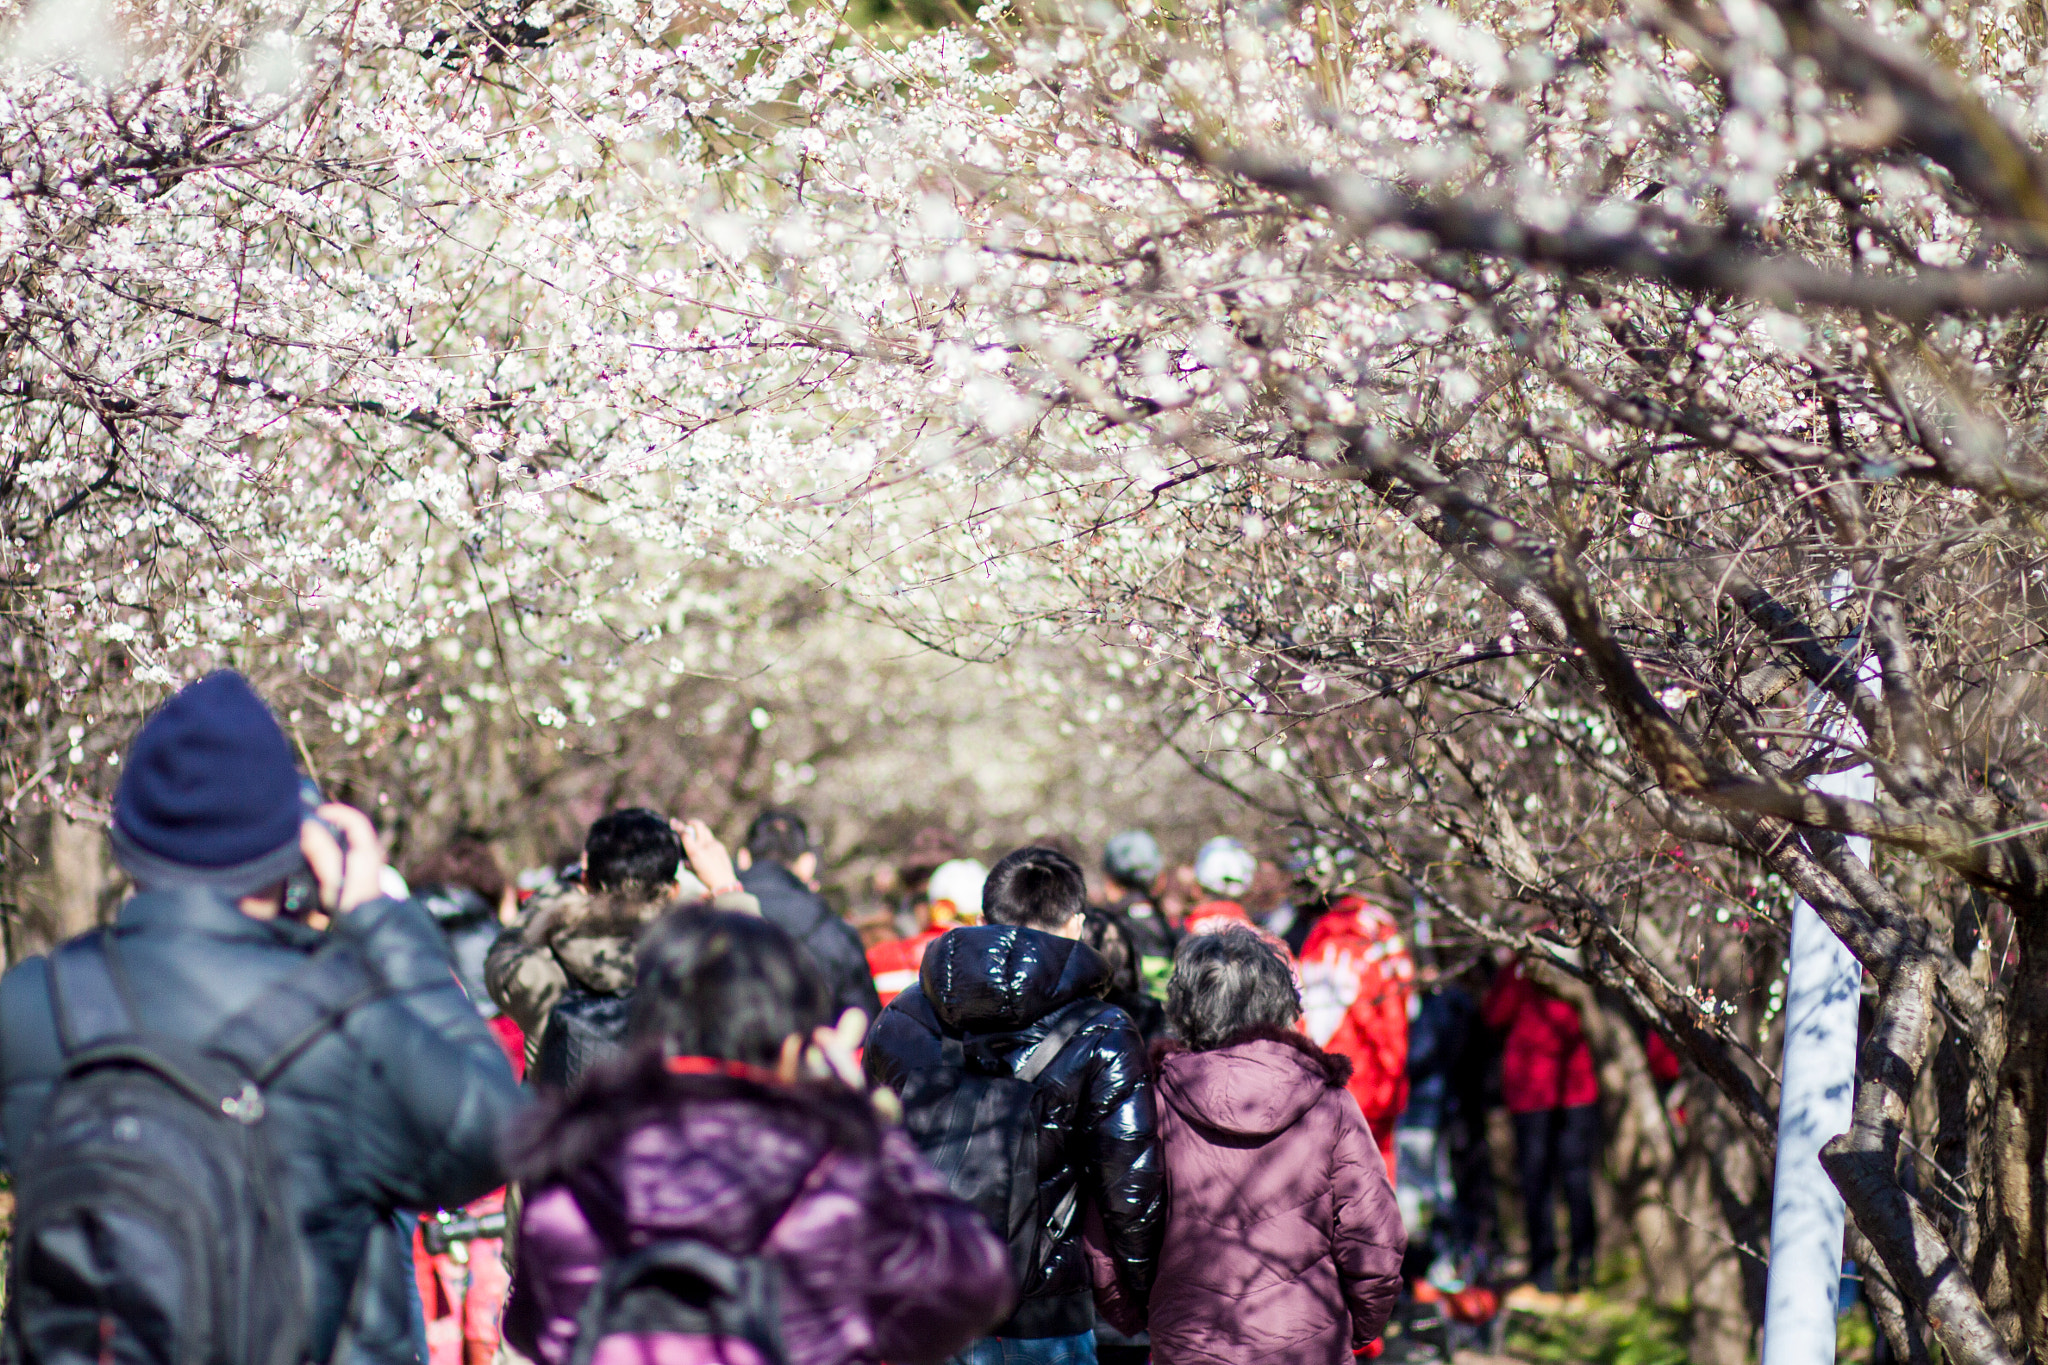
[
  {"x1": 865, "y1": 845, "x2": 1164, "y2": 1364},
  {"x1": 737, "y1": 808, "x2": 881, "y2": 1027},
  {"x1": 0, "y1": 671, "x2": 525, "y2": 1365}
]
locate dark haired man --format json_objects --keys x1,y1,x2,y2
[
  {"x1": 737, "y1": 808, "x2": 880, "y2": 1026},
  {"x1": 865, "y1": 846, "x2": 1164, "y2": 1365},
  {"x1": 0, "y1": 670, "x2": 524, "y2": 1365},
  {"x1": 484, "y1": 809, "x2": 758, "y2": 1076}
]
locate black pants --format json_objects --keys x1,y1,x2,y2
[{"x1": 1512, "y1": 1104, "x2": 1600, "y2": 1288}]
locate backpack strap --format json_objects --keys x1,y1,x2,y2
[
  {"x1": 1013, "y1": 998, "x2": 1106, "y2": 1084},
  {"x1": 1013, "y1": 999, "x2": 1105, "y2": 1261},
  {"x1": 206, "y1": 943, "x2": 388, "y2": 1084},
  {"x1": 48, "y1": 932, "x2": 137, "y2": 1053}
]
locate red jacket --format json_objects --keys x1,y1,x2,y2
[
  {"x1": 1298, "y1": 896, "x2": 1412, "y2": 1131},
  {"x1": 1482, "y1": 959, "x2": 1597, "y2": 1112},
  {"x1": 867, "y1": 926, "x2": 946, "y2": 1007}
]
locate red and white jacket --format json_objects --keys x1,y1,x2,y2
[{"x1": 1298, "y1": 895, "x2": 1414, "y2": 1141}]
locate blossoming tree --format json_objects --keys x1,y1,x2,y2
[
  {"x1": 689, "y1": 0, "x2": 2048, "y2": 1356},
  {"x1": 10, "y1": 0, "x2": 2048, "y2": 1354}
]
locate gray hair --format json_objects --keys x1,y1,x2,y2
[{"x1": 1166, "y1": 927, "x2": 1301, "y2": 1051}]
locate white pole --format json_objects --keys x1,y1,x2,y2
[{"x1": 1759, "y1": 759, "x2": 1871, "y2": 1365}]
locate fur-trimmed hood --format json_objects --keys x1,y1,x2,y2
[
  {"x1": 516, "y1": 880, "x2": 684, "y2": 995},
  {"x1": 1155, "y1": 1025, "x2": 1354, "y2": 1139}
]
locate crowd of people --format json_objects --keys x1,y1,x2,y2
[{"x1": 0, "y1": 671, "x2": 1636, "y2": 1365}]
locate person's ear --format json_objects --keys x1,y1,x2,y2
[
  {"x1": 736, "y1": 848, "x2": 753, "y2": 871},
  {"x1": 793, "y1": 851, "x2": 818, "y2": 884}
]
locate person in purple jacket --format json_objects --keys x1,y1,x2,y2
[
  {"x1": 1096, "y1": 927, "x2": 1406, "y2": 1365},
  {"x1": 502, "y1": 909, "x2": 1015, "y2": 1365}
]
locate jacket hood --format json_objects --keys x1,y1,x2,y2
[
  {"x1": 570, "y1": 1091, "x2": 835, "y2": 1253},
  {"x1": 521, "y1": 881, "x2": 674, "y2": 995},
  {"x1": 1157, "y1": 1028, "x2": 1351, "y2": 1139},
  {"x1": 920, "y1": 924, "x2": 1112, "y2": 1034}
]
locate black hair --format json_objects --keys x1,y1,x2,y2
[
  {"x1": 1167, "y1": 927, "x2": 1301, "y2": 1051},
  {"x1": 983, "y1": 845, "x2": 1088, "y2": 932},
  {"x1": 1081, "y1": 908, "x2": 1142, "y2": 998},
  {"x1": 629, "y1": 908, "x2": 834, "y2": 1068},
  {"x1": 583, "y1": 808, "x2": 681, "y2": 895},
  {"x1": 745, "y1": 808, "x2": 812, "y2": 866}
]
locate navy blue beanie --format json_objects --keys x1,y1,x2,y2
[{"x1": 110, "y1": 670, "x2": 306, "y2": 894}]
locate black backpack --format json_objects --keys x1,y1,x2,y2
[
  {"x1": 897, "y1": 999, "x2": 1105, "y2": 1298},
  {"x1": 530, "y1": 985, "x2": 632, "y2": 1091},
  {"x1": 561, "y1": 1145, "x2": 831, "y2": 1365},
  {"x1": 566, "y1": 1239, "x2": 787, "y2": 1365},
  {"x1": 7, "y1": 930, "x2": 385, "y2": 1365}
]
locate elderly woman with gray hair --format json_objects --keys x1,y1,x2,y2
[{"x1": 1095, "y1": 926, "x2": 1406, "y2": 1364}]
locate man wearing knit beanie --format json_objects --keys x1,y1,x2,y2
[
  {"x1": 0, "y1": 669, "x2": 526, "y2": 1365},
  {"x1": 107, "y1": 669, "x2": 320, "y2": 900}
]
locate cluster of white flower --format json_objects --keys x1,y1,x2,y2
[{"x1": 7, "y1": 0, "x2": 2047, "y2": 902}]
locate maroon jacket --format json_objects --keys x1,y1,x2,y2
[
  {"x1": 503, "y1": 1059, "x2": 1013, "y2": 1365},
  {"x1": 1096, "y1": 1030, "x2": 1404, "y2": 1365}
]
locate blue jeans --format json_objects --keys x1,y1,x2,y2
[{"x1": 949, "y1": 1331, "x2": 1099, "y2": 1365}]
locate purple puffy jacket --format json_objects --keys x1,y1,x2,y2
[
  {"x1": 503, "y1": 1060, "x2": 1014, "y2": 1365},
  {"x1": 1091, "y1": 1028, "x2": 1406, "y2": 1365}
]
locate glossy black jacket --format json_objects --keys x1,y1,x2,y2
[
  {"x1": 0, "y1": 888, "x2": 526, "y2": 1365},
  {"x1": 864, "y1": 925, "x2": 1165, "y2": 1339}
]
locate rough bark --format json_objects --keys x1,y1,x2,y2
[
  {"x1": 1823, "y1": 955, "x2": 2019, "y2": 1365},
  {"x1": 1527, "y1": 955, "x2": 1761, "y2": 1354},
  {"x1": 1570, "y1": 977, "x2": 1690, "y2": 1301},
  {"x1": 1679, "y1": 1098, "x2": 1768, "y2": 1365},
  {"x1": 1989, "y1": 905, "x2": 2048, "y2": 1363},
  {"x1": 1847, "y1": 1221, "x2": 1935, "y2": 1365}
]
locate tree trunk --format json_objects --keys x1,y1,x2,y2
[
  {"x1": 1, "y1": 808, "x2": 115, "y2": 962},
  {"x1": 1825, "y1": 954, "x2": 2018, "y2": 1365},
  {"x1": 1991, "y1": 945, "x2": 2048, "y2": 1364},
  {"x1": 1848, "y1": 1222, "x2": 1934, "y2": 1365},
  {"x1": 1582, "y1": 990, "x2": 1690, "y2": 1301},
  {"x1": 1677, "y1": 1099, "x2": 1766, "y2": 1365}
]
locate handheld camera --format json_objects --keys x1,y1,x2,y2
[{"x1": 281, "y1": 777, "x2": 350, "y2": 919}]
